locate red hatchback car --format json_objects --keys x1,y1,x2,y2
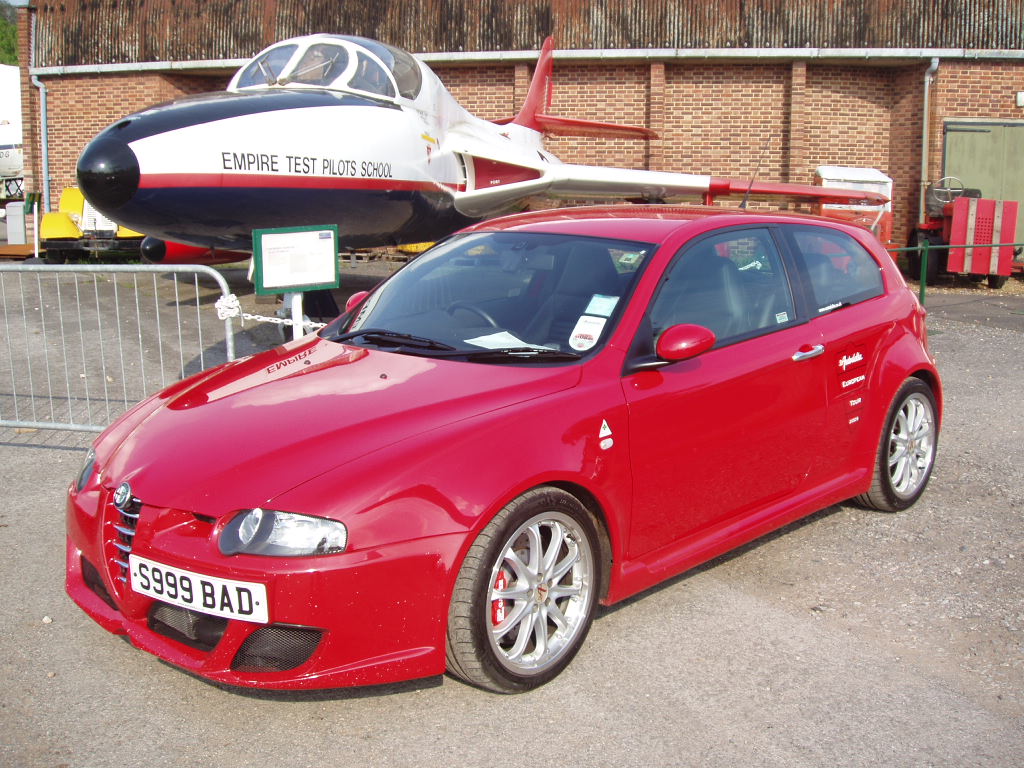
[{"x1": 67, "y1": 205, "x2": 941, "y2": 693}]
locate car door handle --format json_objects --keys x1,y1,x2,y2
[{"x1": 792, "y1": 344, "x2": 825, "y2": 362}]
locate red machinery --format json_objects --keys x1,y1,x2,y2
[{"x1": 911, "y1": 177, "x2": 1020, "y2": 289}]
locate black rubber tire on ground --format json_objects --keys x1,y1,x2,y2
[
  {"x1": 855, "y1": 377, "x2": 938, "y2": 513},
  {"x1": 446, "y1": 486, "x2": 601, "y2": 693},
  {"x1": 987, "y1": 274, "x2": 1008, "y2": 289},
  {"x1": 43, "y1": 249, "x2": 68, "y2": 264},
  {"x1": 910, "y1": 230, "x2": 943, "y2": 285}
]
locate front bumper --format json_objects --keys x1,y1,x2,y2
[{"x1": 65, "y1": 485, "x2": 463, "y2": 689}]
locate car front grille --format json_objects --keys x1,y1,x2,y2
[
  {"x1": 108, "y1": 491, "x2": 141, "y2": 585},
  {"x1": 149, "y1": 602, "x2": 228, "y2": 652},
  {"x1": 231, "y1": 625, "x2": 322, "y2": 672}
]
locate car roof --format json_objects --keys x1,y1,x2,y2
[{"x1": 463, "y1": 204, "x2": 866, "y2": 244}]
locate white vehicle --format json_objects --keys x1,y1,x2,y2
[
  {"x1": 76, "y1": 35, "x2": 886, "y2": 256},
  {"x1": 0, "y1": 63, "x2": 23, "y2": 192}
]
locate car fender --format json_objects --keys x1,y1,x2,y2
[{"x1": 857, "y1": 321, "x2": 942, "y2": 471}]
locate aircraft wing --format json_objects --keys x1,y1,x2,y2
[{"x1": 451, "y1": 161, "x2": 889, "y2": 218}]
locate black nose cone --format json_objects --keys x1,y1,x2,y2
[{"x1": 77, "y1": 135, "x2": 140, "y2": 211}]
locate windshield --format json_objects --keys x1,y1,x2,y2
[
  {"x1": 322, "y1": 231, "x2": 654, "y2": 363},
  {"x1": 235, "y1": 44, "x2": 298, "y2": 88},
  {"x1": 287, "y1": 43, "x2": 349, "y2": 86}
]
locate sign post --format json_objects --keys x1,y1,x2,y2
[{"x1": 252, "y1": 225, "x2": 340, "y2": 340}]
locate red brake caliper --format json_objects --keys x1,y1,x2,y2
[{"x1": 491, "y1": 569, "x2": 509, "y2": 626}]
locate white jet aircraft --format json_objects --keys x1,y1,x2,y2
[{"x1": 76, "y1": 35, "x2": 886, "y2": 261}]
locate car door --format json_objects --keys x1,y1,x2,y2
[
  {"x1": 623, "y1": 226, "x2": 830, "y2": 559},
  {"x1": 780, "y1": 224, "x2": 890, "y2": 469}
]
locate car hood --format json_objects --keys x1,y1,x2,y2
[{"x1": 99, "y1": 336, "x2": 581, "y2": 515}]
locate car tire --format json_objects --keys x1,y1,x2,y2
[
  {"x1": 446, "y1": 487, "x2": 601, "y2": 693},
  {"x1": 855, "y1": 378, "x2": 938, "y2": 512}
]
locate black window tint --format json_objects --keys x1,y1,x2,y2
[
  {"x1": 791, "y1": 228, "x2": 884, "y2": 314},
  {"x1": 649, "y1": 228, "x2": 796, "y2": 346}
]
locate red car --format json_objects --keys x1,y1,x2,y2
[{"x1": 67, "y1": 205, "x2": 941, "y2": 693}]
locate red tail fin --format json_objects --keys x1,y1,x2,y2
[
  {"x1": 511, "y1": 37, "x2": 555, "y2": 131},
  {"x1": 507, "y1": 37, "x2": 656, "y2": 140}
]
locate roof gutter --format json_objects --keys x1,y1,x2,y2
[{"x1": 28, "y1": 46, "x2": 1024, "y2": 77}]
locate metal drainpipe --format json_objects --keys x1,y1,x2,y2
[
  {"x1": 29, "y1": 11, "x2": 51, "y2": 212},
  {"x1": 918, "y1": 57, "x2": 940, "y2": 227}
]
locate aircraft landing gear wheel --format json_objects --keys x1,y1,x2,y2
[
  {"x1": 855, "y1": 378, "x2": 938, "y2": 513},
  {"x1": 446, "y1": 487, "x2": 600, "y2": 693}
]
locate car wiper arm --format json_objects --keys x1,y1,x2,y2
[
  {"x1": 329, "y1": 328, "x2": 458, "y2": 351},
  {"x1": 455, "y1": 347, "x2": 582, "y2": 362}
]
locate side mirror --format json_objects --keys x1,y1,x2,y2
[
  {"x1": 344, "y1": 290, "x2": 370, "y2": 313},
  {"x1": 656, "y1": 323, "x2": 716, "y2": 361},
  {"x1": 627, "y1": 323, "x2": 716, "y2": 374}
]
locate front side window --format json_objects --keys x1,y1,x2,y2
[
  {"x1": 323, "y1": 232, "x2": 653, "y2": 363},
  {"x1": 789, "y1": 227, "x2": 884, "y2": 314},
  {"x1": 648, "y1": 228, "x2": 796, "y2": 346}
]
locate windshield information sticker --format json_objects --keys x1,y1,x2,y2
[
  {"x1": 569, "y1": 316, "x2": 606, "y2": 351},
  {"x1": 465, "y1": 331, "x2": 556, "y2": 350},
  {"x1": 584, "y1": 294, "x2": 619, "y2": 317}
]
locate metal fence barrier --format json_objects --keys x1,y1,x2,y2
[
  {"x1": 1, "y1": 263, "x2": 236, "y2": 433},
  {"x1": 887, "y1": 240, "x2": 1024, "y2": 304}
]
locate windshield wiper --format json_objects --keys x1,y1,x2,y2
[
  {"x1": 456, "y1": 347, "x2": 582, "y2": 363},
  {"x1": 329, "y1": 328, "x2": 457, "y2": 351}
]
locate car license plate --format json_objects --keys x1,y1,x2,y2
[{"x1": 129, "y1": 554, "x2": 269, "y2": 624}]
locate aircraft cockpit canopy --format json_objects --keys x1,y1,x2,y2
[{"x1": 231, "y1": 35, "x2": 423, "y2": 100}]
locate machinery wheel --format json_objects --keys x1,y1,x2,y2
[
  {"x1": 855, "y1": 378, "x2": 938, "y2": 513},
  {"x1": 43, "y1": 249, "x2": 68, "y2": 264},
  {"x1": 910, "y1": 230, "x2": 943, "y2": 285},
  {"x1": 446, "y1": 487, "x2": 600, "y2": 693},
  {"x1": 987, "y1": 274, "x2": 1008, "y2": 289}
]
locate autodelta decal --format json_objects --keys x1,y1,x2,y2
[
  {"x1": 599, "y1": 419, "x2": 613, "y2": 451},
  {"x1": 836, "y1": 345, "x2": 868, "y2": 425}
]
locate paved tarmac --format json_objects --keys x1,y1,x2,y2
[{"x1": 1, "y1": 274, "x2": 1022, "y2": 767}]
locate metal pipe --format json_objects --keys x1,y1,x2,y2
[
  {"x1": 918, "y1": 57, "x2": 940, "y2": 226},
  {"x1": 29, "y1": 11, "x2": 51, "y2": 212}
]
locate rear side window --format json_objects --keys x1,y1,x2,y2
[{"x1": 790, "y1": 228, "x2": 884, "y2": 314}]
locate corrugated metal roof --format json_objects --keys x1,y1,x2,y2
[{"x1": 31, "y1": 0, "x2": 1024, "y2": 68}]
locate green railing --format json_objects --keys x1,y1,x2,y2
[{"x1": 886, "y1": 240, "x2": 1024, "y2": 304}]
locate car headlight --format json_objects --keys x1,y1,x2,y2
[
  {"x1": 76, "y1": 449, "x2": 97, "y2": 492},
  {"x1": 219, "y1": 508, "x2": 348, "y2": 557}
]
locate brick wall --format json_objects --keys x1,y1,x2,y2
[
  {"x1": 19, "y1": 48, "x2": 1024, "y2": 248},
  {"x1": 663, "y1": 63, "x2": 790, "y2": 181}
]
